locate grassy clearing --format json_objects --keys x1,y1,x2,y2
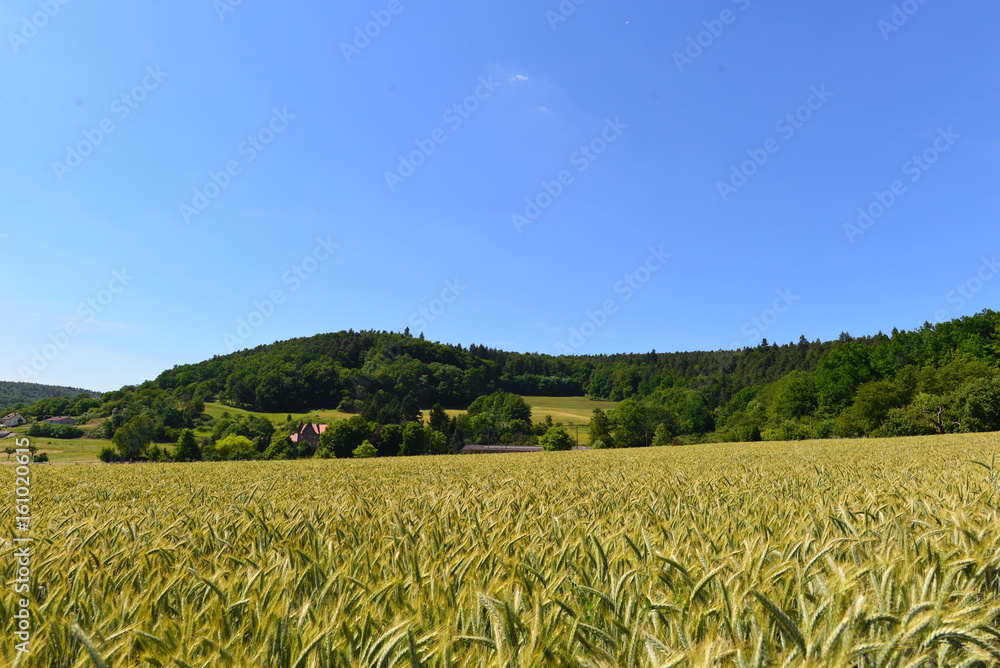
[
  {"x1": 4, "y1": 432, "x2": 999, "y2": 665},
  {"x1": 201, "y1": 402, "x2": 353, "y2": 427},
  {"x1": 523, "y1": 395, "x2": 619, "y2": 444}
]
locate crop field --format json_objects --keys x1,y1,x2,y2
[{"x1": 3, "y1": 433, "x2": 1000, "y2": 666}]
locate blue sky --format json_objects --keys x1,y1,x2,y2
[{"x1": 2, "y1": 0, "x2": 998, "y2": 392}]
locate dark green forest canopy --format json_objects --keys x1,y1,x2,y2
[
  {"x1": 0, "y1": 381, "x2": 100, "y2": 413},
  {"x1": 12, "y1": 309, "x2": 1000, "y2": 448}
]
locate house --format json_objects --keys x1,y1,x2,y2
[
  {"x1": 290, "y1": 423, "x2": 327, "y2": 449},
  {"x1": 43, "y1": 416, "x2": 76, "y2": 426},
  {"x1": 0, "y1": 413, "x2": 26, "y2": 428}
]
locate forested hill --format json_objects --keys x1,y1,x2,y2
[
  {"x1": 145, "y1": 328, "x2": 835, "y2": 413},
  {"x1": 12, "y1": 310, "x2": 1000, "y2": 449},
  {"x1": 143, "y1": 309, "x2": 997, "y2": 420},
  {"x1": 0, "y1": 381, "x2": 100, "y2": 410}
]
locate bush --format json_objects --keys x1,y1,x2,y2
[
  {"x1": 33, "y1": 452, "x2": 49, "y2": 463},
  {"x1": 25, "y1": 423, "x2": 83, "y2": 439},
  {"x1": 98, "y1": 446, "x2": 120, "y2": 463},
  {"x1": 352, "y1": 440, "x2": 378, "y2": 458},
  {"x1": 215, "y1": 435, "x2": 257, "y2": 461},
  {"x1": 540, "y1": 426, "x2": 573, "y2": 451},
  {"x1": 815, "y1": 420, "x2": 837, "y2": 439}
]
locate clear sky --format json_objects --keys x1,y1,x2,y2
[{"x1": 2, "y1": 0, "x2": 998, "y2": 392}]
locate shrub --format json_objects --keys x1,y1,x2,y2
[
  {"x1": 540, "y1": 426, "x2": 573, "y2": 451},
  {"x1": 98, "y1": 446, "x2": 120, "y2": 463},
  {"x1": 353, "y1": 440, "x2": 378, "y2": 458},
  {"x1": 26, "y1": 423, "x2": 83, "y2": 439}
]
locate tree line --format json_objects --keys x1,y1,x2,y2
[{"x1": 9, "y1": 309, "x2": 1000, "y2": 460}]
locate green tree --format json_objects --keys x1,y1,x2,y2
[
  {"x1": 770, "y1": 372, "x2": 819, "y2": 421},
  {"x1": 609, "y1": 398, "x2": 650, "y2": 448},
  {"x1": 651, "y1": 423, "x2": 673, "y2": 447},
  {"x1": 955, "y1": 375, "x2": 1000, "y2": 431},
  {"x1": 428, "y1": 403, "x2": 449, "y2": 433},
  {"x1": 215, "y1": 434, "x2": 256, "y2": 460},
  {"x1": 588, "y1": 408, "x2": 614, "y2": 448},
  {"x1": 213, "y1": 414, "x2": 275, "y2": 453},
  {"x1": 839, "y1": 378, "x2": 912, "y2": 435},
  {"x1": 112, "y1": 414, "x2": 153, "y2": 461},
  {"x1": 353, "y1": 440, "x2": 378, "y2": 458},
  {"x1": 466, "y1": 391, "x2": 533, "y2": 444},
  {"x1": 263, "y1": 436, "x2": 295, "y2": 460},
  {"x1": 373, "y1": 423, "x2": 403, "y2": 457},
  {"x1": 173, "y1": 429, "x2": 202, "y2": 462},
  {"x1": 400, "y1": 421, "x2": 428, "y2": 456},
  {"x1": 317, "y1": 416, "x2": 375, "y2": 459},
  {"x1": 540, "y1": 426, "x2": 573, "y2": 451}
]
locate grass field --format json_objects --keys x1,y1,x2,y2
[
  {"x1": 521, "y1": 395, "x2": 620, "y2": 444},
  {"x1": 201, "y1": 402, "x2": 354, "y2": 428},
  {"x1": 418, "y1": 395, "x2": 619, "y2": 444},
  {"x1": 4, "y1": 433, "x2": 1000, "y2": 666}
]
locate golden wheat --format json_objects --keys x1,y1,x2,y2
[{"x1": 3, "y1": 433, "x2": 1000, "y2": 666}]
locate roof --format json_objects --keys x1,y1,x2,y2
[
  {"x1": 300, "y1": 423, "x2": 328, "y2": 435},
  {"x1": 2, "y1": 412, "x2": 23, "y2": 420},
  {"x1": 460, "y1": 444, "x2": 590, "y2": 454},
  {"x1": 460, "y1": 444, "x2": 544, "y2": 453}
]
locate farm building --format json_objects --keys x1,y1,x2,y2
[
  {"x1": 0, "y1": 412, "x2": 26, "y2": 428},
  {"x1": 460, "y1": 444, "x2": 590, "y2": 454},
  {"x1": 43, "y1": 416, "x2": 77, "y2": 425},
  {"x1": 290, "y1": 423, "x2": 327, "y2": 449}
]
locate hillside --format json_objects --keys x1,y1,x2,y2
[
  {"x1": 0, "y1": 381, "x2": 100, "y2": 411},
  {"x1": 9, "y1": 309, "x2": 1000, "y2": 460}
]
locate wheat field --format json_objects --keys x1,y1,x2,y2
[{"x1": 3, "y1": 434, "x2": 1000, "y2": 666}]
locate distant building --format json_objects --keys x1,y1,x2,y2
[
  {"x1": 460, "y1": 444, "x2": 590, "y2": 454},
  {"x1": 43, "y1": 416, "x2": 77, "y2": 426},
  {"x1": 290, "y1": 423, "x2": 327, "y2": 449},
  {"x1": 0, "y1": 413, "x2": 26, "y2": 428},
  {"x1": 460, "y1": 444, "x2": 544, "y2": 454}
]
